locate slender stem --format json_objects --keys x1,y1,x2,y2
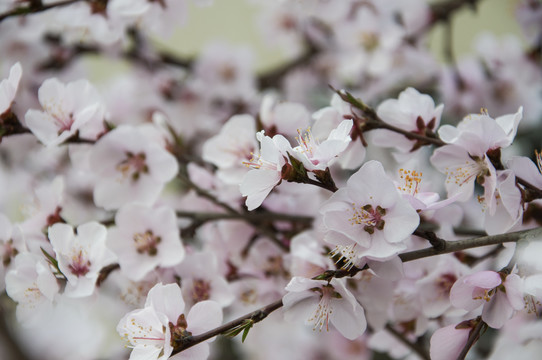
[
  {"x1": 385, "y1": 324, "x2": 430, "y2": 360},
  {"x1": 302, "y1": 177, "x2": 338, "y2": 192},
  {"x1": 178, "y1": 173, "x2": 289, "y2": 251},
  {"x1": 176, "y1": 210, "x2": 313, "y2": 224},
  {"x1": 429, "y1": 0, "x2": 482, "y2": 26},
  {"x1": 457, "y1": 317, "x2": 486, "y2": 360},
  {"x1": 171, "y1": 299, "x2": 284, "y2": 355},
  {"x1": 0, "y1": 0, "x2": 84, "y2": 22},
  {"x1": 170, "y1": 227, "x2": 542, "y2": 355},
  {"x1": 370, "y1": 120, "x2": 446, "y2": 147},
  {"x1": 399, "y1": 227, "x2": 542, "y2": 263},
  {"x1": 179, "y1": 174, "x2": 238, "y2": 215},
  {"x1": 96, "y1": 263, "x2": 120, "y2": 286}
]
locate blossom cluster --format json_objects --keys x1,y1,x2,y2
[{"x1": 1, "y1": 1, "x2": 542, "y2": 360}]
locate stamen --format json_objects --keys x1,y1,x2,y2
[
  {"x1": 308, "y1": 285, "x2": 339, "y2": 332},
  {"x1": 348, "y1": 203, "x2": 386, "y2": 234},
  {"x1": 398, "y1": 168, "x2": 423, "y2": 195}
]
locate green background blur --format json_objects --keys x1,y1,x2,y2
[{"x1": 88, "y1": 0, "x2": 524, "y2": 80}]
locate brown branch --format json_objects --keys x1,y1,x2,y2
[
  {"x1": 96, "y1": 263, "x2": 120, "y2": 286},
  {"x1": 333, "y1": 88, "x2": 446, "y2": 148},
  {"x1": 171, "y1": 299, "x2": 284, "y2": 355},
  {"x1": 428, "y1": 0, "x2": 482, "y2": 26},
  {"x1": 0, "y1": 0, "x2": 84, "y2": 22},
  {"x1": 319, "y1": 227, "x2": 542, "y2": 280},
  {"x1": 178, "y1": 173, "x2": 289, "y2": 251},
  {"x1": 457, "y1": 317, "x2": 487, "y2": 360},
  {"x1": 385, "y1": 324, "x2": 430, "y2": 360},
  {"x1": 170, "y1": 227, "x2": 542, "y2": 356},
  {"x1": 176, "y1": 210, "x2": 313, "y2": 224}
]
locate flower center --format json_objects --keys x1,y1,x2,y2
[
  {"x1": 360, "y1": 32, "x2": 379, "y2": 52},
  {"x1": 133, "y1": 230, "x2": 161, "y2": 256},
  {"x1": 435, "y1": 273, "x2": 457, "y2": 297},
  {"x1": 191, "y1": 278, "x2": 211, "y2": 303},
  {"x1": 44, "y1": 102, "x2": 74, "y2": 134},
  {"x1": 349, "y1": 204, "x2": 386, "y2": 234},
  {"x1": 116, "y1": 152, "x2": 149, "y2": 181},
  {"x1": 308, "y1": 285, "x2": 341, "y2": 332},
  {"x1": 295, "y1": 127, "x2": 317, "y2": 160},
  {"x1": 444, "y1": 155, "x2": 490, "y2": 187},
  {"x1": 397, "y1": 169, "x2": 422, "y2": 195},
  {"x1": 68, "y1": 249, "x2": 91, "y2": 277}
]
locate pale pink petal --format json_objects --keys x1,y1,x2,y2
[
  {"x1": 429, "y1": 324, "x2": 470, "y2": 360},
  {"x1": 186, "y1": 300, "x2": 223, "y2": 335},
  {"x1": 330, "y1": 298, "x2": 366, "y2": 340},
  {"x1": 145, "y1": 283, "x2": 185, "y2": 323}
]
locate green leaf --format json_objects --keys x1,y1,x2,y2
[
  {"x1": 241, "y1": 321, "x2": 253, "y2": 343},
  {"x1": 224, "y1": 319, "x2": 254, "y2": 343},
  {"x1": 41, "y1": 247, "x2": 58, "y2": 268},
  {"x1": 286, "y1": 152, "x2": 307, "y2": 177},
  {"x1": 40, "y1": 247, "x2": 65, "y2": 278}
]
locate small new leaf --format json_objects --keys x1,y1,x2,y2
[
  {"x1": 40, "y1": 247, "x2": 65, "y2": 278},
  {"x1": 241, "y1": 320, "x2": 253, "y2": 343},
  {"x1": 224, "y1": 319, "x2": 254, "y2": 343}
]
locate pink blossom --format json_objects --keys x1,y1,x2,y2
[
  {"x1": 118, "y1": 283, "x2": 223, "y2": 360},
  {"x1": 239, "y1": 130, "x2": 291, "y2": 211},
  {"x1": 25, "y1": 78, "x2": 107, "y2": 146},
  {"x1": 371, "y1": 87, "x2": 444, "y2": 153},
  {"x1": 90, "y1": 125, "x2": 179, "y2": 210},
  {"x1": 0, "y1": 62, "x2": 22, "y2": 116},
  {"x1": 202, "y1": 114, "x2": 258, "y2": 185},
  {"x1": 290, "y1": 119, "x2": 352, "y2": 171},
  {"x1": 283, "y1": 277, "x2": 366, "y2": 340},
  {"x1": 431, "y1": 108, "x2": 522, "y2": 205},
  {"x1": 5, "y1": 253, "x2": 59, "y2": 327},
  {"x1": 49, "y1": 222, "x2": 116, "y2": 297},
  {"x1": 107, "y1": 203, "x2": 185, "y2": 281},
  {"x1": 321, "y1": 160, "x2": 419, "y2": 266},
  {"x1": 450, "y1": 270, "x2": 524, "y2": 328},
  {"x1": 429, "y1": 322, "x2": 472, "y2": 360},
  {"x1": 312, "y1": 93, "x2": 366, "y2": 169}
]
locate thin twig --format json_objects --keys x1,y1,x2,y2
[
  {"x1": 385, "y1": 324, "x2": 430, "y2": 360},
  {"x1": 457, "y1": 317, "x2": 487, "y2": 360},
  {"x1": 176, "y1": 210, "x2": 313, "y2": 224},
  {"x1": 171, "y1": 299, "x2": 284, "y2": 355},
  {"x1": 170, "y1": 227, "x2": 542, "y2": 354},
  {"x1": 0, "y1": 0, "x2": 84, "y2": 22}
]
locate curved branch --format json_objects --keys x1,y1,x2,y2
[
  {"x1": 0, "y1": 0, "x2": 84, "y2": 22},
  {"x1": 170, "y1": 227, "x2": 542, "y2": 355},
  {"x1": 385, "y1": 324, "x2": 430, "y2": 360},
  {"x1": 176, "y1": 210, "x2": 313, "y2": 224},
  {"x1": 171, "y1": 299, "x2": 284, "y2": 355},
  {"x1": 457, "y1": 317, "x2": 487, "y2": 360}
]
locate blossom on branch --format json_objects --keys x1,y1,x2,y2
[
  {"x1": 117, "y1": 282, "x2": 223, "y2": 360},
  {"x1": 25, "y1": 78, "x2": 107, "y2": 146},
  {"x1": 240, "y1": 130, "x2": 291, "y2": 211},
  {"x1": 321, "y1": 160, "x2": 419, "y2": 268},
  {"x1": 49, "y1": 221, "x2": 116, "y2": 298},
  {"x1": 283, "y1": 277, "x2": 366, "y2": 340},
  {"x1": 90, "y1": 125, "x2": 179, "y2": 210},
  {"x1": 0, "y1": 62, "x2": 21, "y2": 116},
  {"x1": 107, "y1": 203, "x2": 185, "y2": 281}
]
